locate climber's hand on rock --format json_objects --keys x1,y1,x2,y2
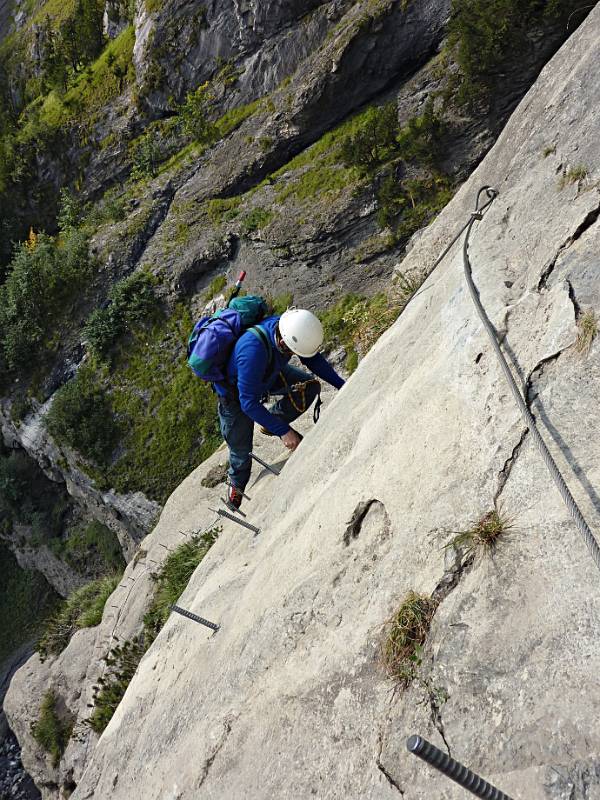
[{"x1": 281, "y1": 429, "x2": 302, "y2": 451}]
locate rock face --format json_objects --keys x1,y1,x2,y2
[{"x1": 7, "y1": 6, "x2": 597, "y2": 798}]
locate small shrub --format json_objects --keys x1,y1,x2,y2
[
  {"x1": 84, "y1": 271, "x2": 158, "y2": 357},
  {"x1": 381, "y1": 592, "x2": 437, "y2": 684},
  {"x1": 130, "y1": 131, "x2": 161, "y2": 180},
  {"x1": 266, "y1": 292, "x2": 293, "y2": 315},
  {"x1": 0, "y1": 229, "x2": 93, "y2": 374},
  {"x1": 31, "y1": 691, "x2": 73, "y2": 767},
  {"x1": 179, "y1": 81, "x2": 217, "y2": 143},
  {"x1": 575, "y1": 309, "x2": 598, "y2": 356},
  {"x1": 38, "y1": 574, "x2": 122, "y2": 660},
  {"x1": 447, "y1": 509, "x2": 511, "y2": 560},
  {"x1": 45, "y1": 364, "x2": 121, "y2": 465}
]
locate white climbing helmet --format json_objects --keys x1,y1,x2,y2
[{"x1": 278, "y1": 308, "x2": 324, "y2": 358}]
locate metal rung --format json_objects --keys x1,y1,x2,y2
[
  {"x1": 250, "y1": 451, "x2": 280, "y2": 475},
  {"x1": 171, "y1": 604, "x2": 219, "y2": 632},
  {"x1": 407, "y1": 735, "x2": 514, "y2": 800},
  {"x1": 209, "y1": 507, "x2": 260, "y2": 534}
]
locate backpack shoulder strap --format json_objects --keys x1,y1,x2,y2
[{"x1": 249, "y1": 325, "x2": 274, "y2": 376}]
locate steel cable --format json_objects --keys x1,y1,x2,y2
[{"x1": 461, "y1": 187, "x2": 600, "y2": 574}]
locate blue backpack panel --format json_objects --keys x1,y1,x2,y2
[{"x1": 187, "y1": 295, "x2": 269, "y2": 382}]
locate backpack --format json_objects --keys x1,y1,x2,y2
[{"x1": 187, "y1": 295, "x2": 272, "y2": 383}]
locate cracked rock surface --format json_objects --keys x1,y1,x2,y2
[{"x1": 8, "y1": 7, "x2": 600, "y2": 799}]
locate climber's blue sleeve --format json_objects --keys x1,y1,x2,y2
[
  {"x1": 300, "y1": 353, "x2": 345, "y2": 389},
  {"x1": 234, "y1": 335, "x2": 291, "y2": 437}
]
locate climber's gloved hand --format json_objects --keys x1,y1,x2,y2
[{"x1": 281, "y1": 429, "x2": 303, "y2": 451}]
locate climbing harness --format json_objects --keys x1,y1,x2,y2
[
  {"x1": 407, "y1": 735, "x2": 513, "y2": 800},
  {"x1": 275, "y1": 372, "x2": 323, "y2": 423},
  {"x1": 448, "y1": 187, "x2": 600, "y2": 575}
]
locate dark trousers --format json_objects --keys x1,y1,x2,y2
[{"x1": 217, "y1": 365, "x2": 321, "y2": 491}]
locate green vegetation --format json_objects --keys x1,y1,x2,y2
[
  {"x1": 267, "y1": 292, "x2": 294, "y2": 315},
  {"x1": 87, "y1": 528, "x2": 218, "y2": 733},
  {"x1": 61, "y1": 520, "x2": 126, "y2": 575},
  {"x1": 105, "y1": 310, "x2": 221, "y2": 501},
  {"x1": 205, "y1": 196, "x2": 242, "y2": 226},
  {"x1": 45, "y1": 363, "x2": 121, "y2": 466},
  {"x1": 543, "y1": 144, "x2": 556, "y2": 158},
  {"x1": 381, "y1": 591, "x2": 437, "y2": 685},
  {"x1": 203, "y1": 274, "x2": 227, "y2": 301},
  {"x1": 31, "y1": 690, "x2": 73, "y2": 767},
  {"x1": 38, "y1": 574, "x2": 122, "y2": 661},
  {"x1": 576, "y1": 309, "x2": 598, "y2": 356},
  {"x1": 319, "y1": 283, "x2": 420, "y2": 373},
  {"x1": 447, "y1": 509, "x2": 511, "y2": 560},
  {"x1": 241, "y1": 207, "x2": 273, "y2": 235},
  {"x1": 143, "y1": 528, "x2": 219, "y2": 638},
  {"x1": 83, "y1": 271, "x2": 158, "y2": 358},
  {"x1": 130, "y1": 130, "x2": 161, "y2": 180},
  {"x1": 0, "y1": 543, "x2": 60, "y2": 665},
  {"x1": 559, "y1": 164, "x2": 588, "y2": 189},
  {"x1": 447, "y1": 0, "x2": 587, "y2": 102},
  {"x1": 0, "y1": 226, "x2": 94, "y2": 377},
  {"x1": 179, "y1": 82, "x2": 217, "y2": 143}
]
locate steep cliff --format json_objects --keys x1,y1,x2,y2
[{"x1": 6, "y1": 5, "x2": 600, "y2": 798}]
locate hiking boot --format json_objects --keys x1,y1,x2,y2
[{"x1": 226, "y1": 484, "x2": 244, "y2": 510}]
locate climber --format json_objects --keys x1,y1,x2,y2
[{"x1": 215, "y1": 308, "x2": 345, "y2": 510}]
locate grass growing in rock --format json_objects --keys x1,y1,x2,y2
[
  {"x1": 46, "y1": 306, "x2": 221, "y2": 504},
  {"x1": 320, "y1": 275, "x2": 421, "y2": 372},
  {"x1": 86, "y1": 528, "x2": 219, "y2": 733},
  {"x1": 447, "y1": 509, "x2": 511, "y2": 560},
  {"x1": 31, "y1": 690, "x2": 73, "y2": 767},
  {"x1": 381, "y1": 591, "x2": 437, "y2": 685},
  {"x1": 38, "y1": 573, "x2": 122, "y2": 661},
  {"x1": 575, "y1": 309, "x2": 598, "y2": 356}
]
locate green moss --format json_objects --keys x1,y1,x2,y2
[
  {"x1": 38, "y1": 573, "x2": 122, "y2": 660},
  {"x1": 31, "y1": 691, "x2": 73, "y2": 767}
]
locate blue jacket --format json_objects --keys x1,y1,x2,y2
[{"x1": 215, "y1": 315, "x2": 344, "y2": 436}]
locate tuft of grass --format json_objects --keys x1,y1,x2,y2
[
  {"x1": 559, "y1": 164, "x2": 588, "y2": 189},
  {"x1": 380, "y1": 592, "x2": 437, "y2": 685},
  {"x1": 575, "y1": 309, "x2": 598, "y2": 356},
  {"x1": 203, "y1": 274, "x2": 227, "y2": 301},
  {"x1": 447, "y1": 509, "x2": 511, "y2": 560},
  {"x1": 86, "y1": 528, "x2": 219, "y2": 734},
  {"x1": 38, "y1": 574, "x2": 122, "y2": 660},
  {"x1": 543, "y1": 144, "x2": 556, "y2": 158},
  {"x1": 31, "y1": 691, "x2": 73, "y2": 767}
]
